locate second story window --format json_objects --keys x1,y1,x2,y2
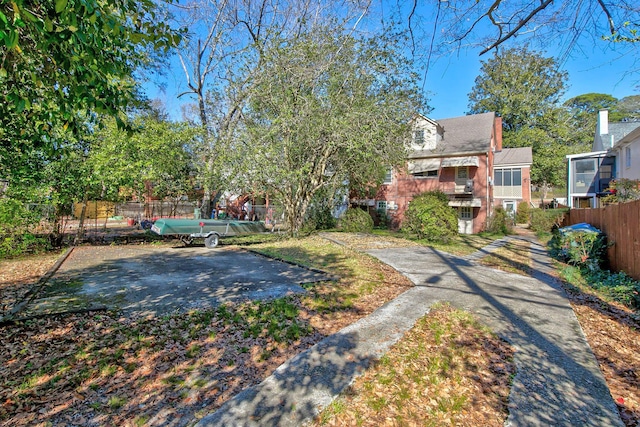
[
  {"x1": 456, "y1": 167, "x2": 468, "y2": 181},
  {"x1": 573, "y1": 159, "x2": 596, "y2": 192},
  {"x1": 494, "y1": 168, "x2": 522, "y2": 187},
  {"x1": 413, "y1": 130, "x2": 425, "y2": 147},
  {"x1": 383, "y1": 168, "x2": 393, "y2": 184}
]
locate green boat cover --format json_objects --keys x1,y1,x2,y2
[{"x1": 151, "y1": 219, "x2": 266, "y2": 236}]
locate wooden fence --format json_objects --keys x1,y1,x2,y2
[
  {"x1": 73, "y1": 201, "x2": 198, "y2": 220},
  {"x1": 563, "y1": 199, "x2": 640, "y2": 280}
]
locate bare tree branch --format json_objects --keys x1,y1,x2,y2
[
  {"x1": 596, "y1": 0, "x2": 616, "y2": 35},
  {"x1": 480, "y1": 0, "x2": 554, "y2": 54}
]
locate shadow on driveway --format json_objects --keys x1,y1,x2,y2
[{"x1": 366, "y1": 245, "x2": 622, "y2": 427}]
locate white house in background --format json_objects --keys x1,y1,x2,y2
[
  {"x1": 611, "y1": 125, "x2": 640, "y2": 181},
  {"x1": 493, "y1": 147, "x2": 533, "y2": 215},
  {"x1": 566, "y1": 150, "x2": 613, "y2": 208},
  {"x1": 566, "y1": 110, "x2": 640, "y2": 208}
]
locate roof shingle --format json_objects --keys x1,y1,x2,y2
[
  {"x1": 410, "y1": 112, "x2": 496, "y2": 158},
  {"x1": 494, "y1": 147, "x2": 533, "y2": 165}
]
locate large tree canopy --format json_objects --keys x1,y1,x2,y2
[
  {"x1": 87, "y1": 113, "x2": 196, "y2": 205},
  {"x1": 564, "y1": 93, "x2": 622, "y2": 146},
  {"x1": 241, "y1": 25, "x2": 424, "y2": 233},
  {"x1": 170, "y1": 0, "x2": 375, "y2": 217},
  {"x1": 0, "y1": 0, "x2": 181, "y2": 155},
  {"x1": 468, "y1": 46, "x2": 587, "y2": 193},
  {"x1": 468, "y1": 46, "x2": 568, "y2": 133}
]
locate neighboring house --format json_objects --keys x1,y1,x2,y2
[
  {"x1": 611, "y1": 125, "x2": 640, "y2": 181},
  {"x1": 566, "y1": 151, "x2": 613, "y2": 208},
  {"x1": 493, "y1": 147, "x2": 533, "y2": 216},
  {"x1": 566, "y1": 110, "x2": 640, "y2": 208},
  {"x1": 373, "y1": 112, "x2": 532, "y2": 234}
]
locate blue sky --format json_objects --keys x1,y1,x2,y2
[
  {"x1": 145, "y1": 3, "x2": 640, "y2": 122},
  {"x1": 425, "y1": 44, "x2": 639, "y2": 120}
]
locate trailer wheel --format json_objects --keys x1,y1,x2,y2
[{"x1": 204, "y1": 234, "x2": 219, "y2": 249}]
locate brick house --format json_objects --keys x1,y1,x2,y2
[{"x1": 373, "y1": 112, "x2": 532, "y2": 234}]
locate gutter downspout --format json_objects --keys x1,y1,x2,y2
[
  {"x1": 567, "y1": 160, "x2": 572, "y2": 208},
  {"x1": 486, "y1": 152, "x2": 490, "y2": 226}
]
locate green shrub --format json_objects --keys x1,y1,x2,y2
[
  {"x1": 340, "y1": 208, "x2": 374, "y2": 233},
  {"x1": 485, "y1": 206, "x2": 513, "y2": 235},
  {"x1": 530, "y1": 208, "x2": 566, "y2": 234},
  {"x1": 375, "y1": 209, "x2": 390, "y2": 229},
  {"x1": 0, "y1": 198, "x2": 49, "y2": 258},
  {"x1": 402, "y1": 191, "x2": 458, "y2": 243},
  {"x1": 515, "y1": 202, "x2": 531, "y2": 224},
  {"x1": 558, "y1": 265, "x2": 640, "y2": 309},
  {"x1": 550, "y1": 228, "x2": 607, "y2": 271},
  {"x1": 601, "y1": 178, "x2": 640, "y2": 204},
  {"x1": 585, "y1": 269, "x2": 640, "y2": 308},
  {"x1": 304, "y1": 203, "x2": 336, "y2": 231}
]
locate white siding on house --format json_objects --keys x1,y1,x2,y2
[
  {"x1": 494, "y1": 186, "x2": 523, "y2": 198},
  {"x1": 410, "y1": 118, "x2": 438, "y2": 151},
  {"x1": 616, "y1": 137, "x2": 640, "y2": 180}
]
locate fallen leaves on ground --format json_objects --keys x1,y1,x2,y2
[
  {"x1": 0, "y1": 237, "x2": 412, "y2": 427},
  {"x1": 1, "y1": 305, "x2": 324, "y2": 427},
  {"x1": 562, "y1": 284, "x2": 640, "y2": 426},
  {"x1": 4, "y1": 231, "x2": 637, "y2": 427},
  {"x1": 0, "y1": 252, "x2": 62, "y2": 317},
  {"x1": 312, "y1": 304, "x2": 515, "y2": 426}
]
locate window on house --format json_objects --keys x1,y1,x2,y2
[
  {"x1": 383, "y1": 168, "x2": 393, "y2": 184},
  {"x1": 376, "y1": 201, "x2": 387, "y2": 211},
  {"x1": 600, "y1": 165, "x2": 612, "y2": 179},
  {"x1": 573, "y1": 159, "x2": 596, "y2": 193},
  {"x1": 626, "y1": 147, "x2": 631, "y2": 168},
  {"x1": 459, "y1": 207, "x2": 472, "y2": 219},
  {"x1": 456, "y1": 167, "x2": 468, "y2": 180},
  {"x1": 413, "y1": 130, "x2": 425, "y2": 147},
  {"x1": 413, "y1": 170, "x2": 438, "y2": 178},
  {"x1": 494, "y1": 168, "x2": 522, "y2": 187}
]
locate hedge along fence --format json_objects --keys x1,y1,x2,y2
[{"x1": 563, "y1": 199, "x2": 640, "y2": 281}]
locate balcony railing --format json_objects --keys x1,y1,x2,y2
[{"x1": 493, "y1": 185, "x2": 522, "y2": 198}]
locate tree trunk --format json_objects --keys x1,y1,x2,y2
[{"x1": 74, "y1": 192, "x2": 88, "y2": 246}]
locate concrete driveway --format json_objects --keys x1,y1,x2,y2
[
  {"x1": 26, "y1": 245, "x2": 330, "y2": 318},
  {"x1": 195, "y1": 236, "x2": 622, "y2": 427}
]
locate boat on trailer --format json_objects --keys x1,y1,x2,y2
[{"x1": 151, "y1": 219, "x2": 267, "y2": 248}]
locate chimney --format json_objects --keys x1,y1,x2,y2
[
  {"x1": 594, "y1": 110, "x2": 610, "y2": 150},
  {"x1": 598, "y1": 110, "x2": 609, "y2": 136},
  {"x1": 494, "y1": 116, "x2": 503, "y2": 152}
]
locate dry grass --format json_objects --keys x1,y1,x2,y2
[
  {"x1": 428, "y1": 234, "x2": 503, "y2": 257},
  {"x1": 476, "y1": 239, "x2": 532, "y2": 276},
  {"x1": 313, "y1": 304, "x2": 515, "y2": 427},
  {"x1": 0, "y1": 236, "x2": 413, "y2": 426}
]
